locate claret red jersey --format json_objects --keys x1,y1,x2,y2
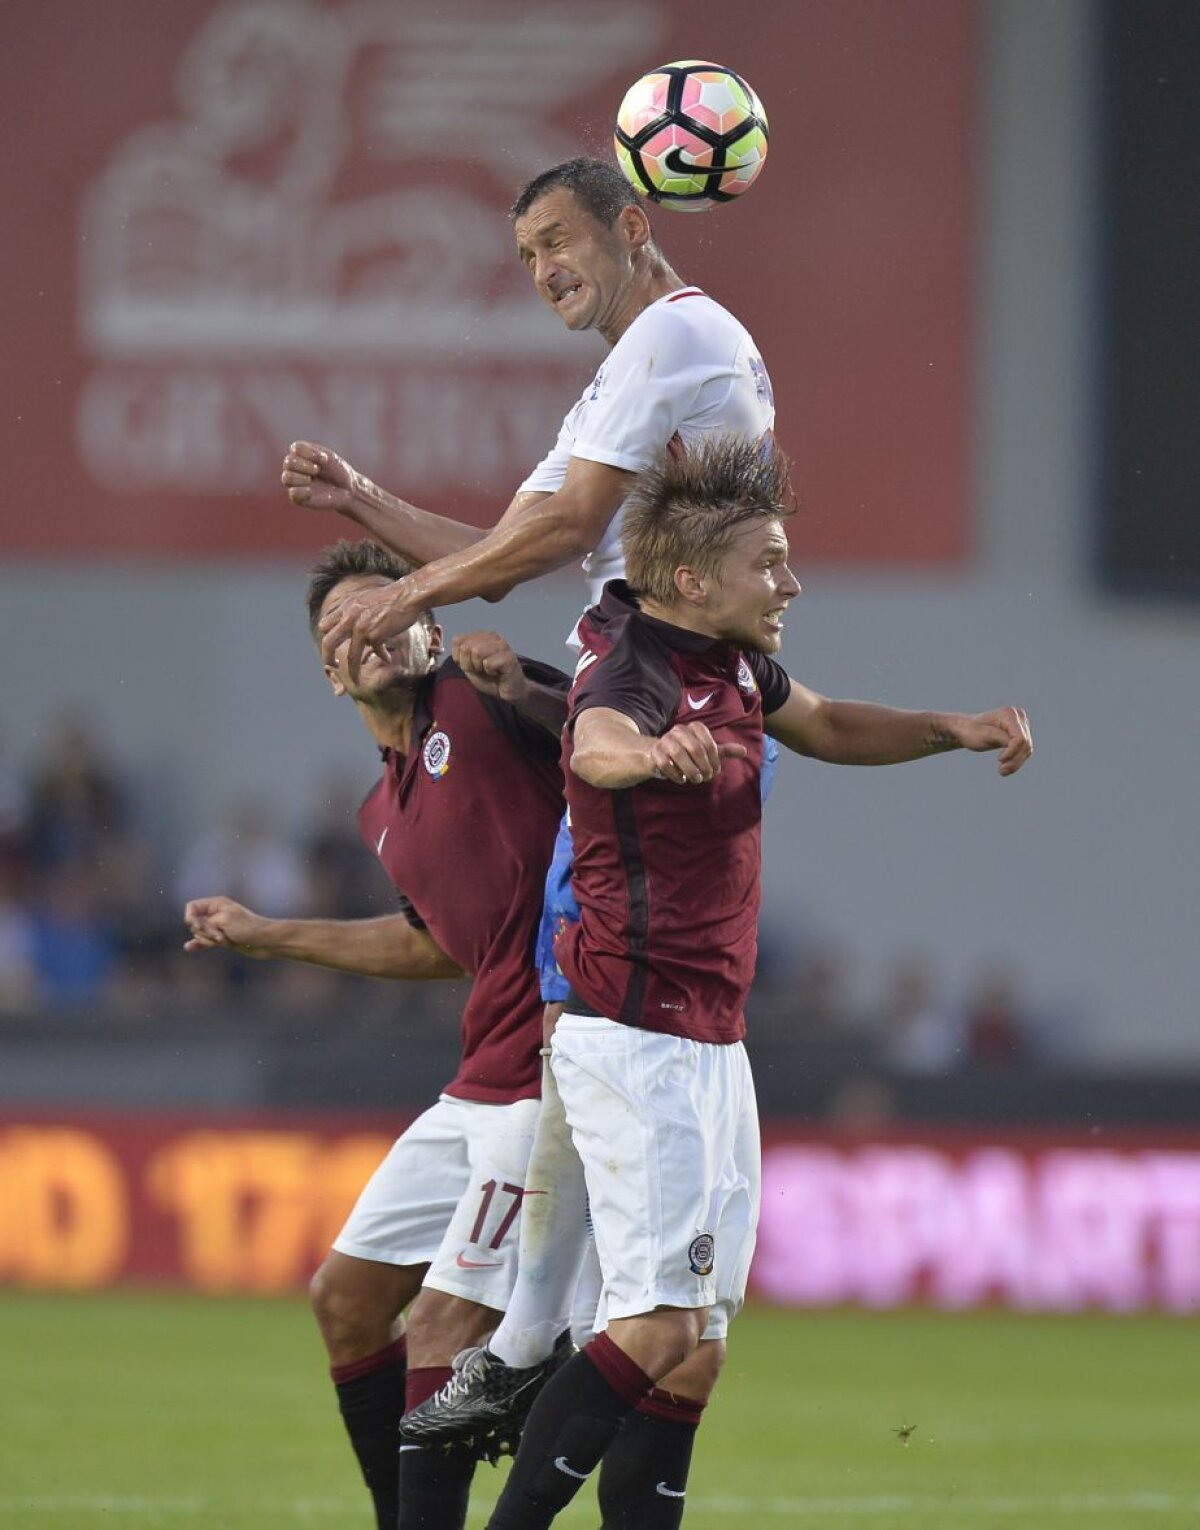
[
  {"x1": 557, "y1": 583, "x2": 791, "y2": 1044},
  {"x1": 357, "y1": 657, "x2": 566, "y2": 1103}
]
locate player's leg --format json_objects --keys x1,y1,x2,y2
[
  {"x1": 310, "y1": 1250, "x2": 421, "y2": 1530},
  {"x1": 484, "y1": 1015, "x2": 740, "y2": 1529},
  {"x1": 488, "y1": 1051, "x2": 589, "y2": 1368},
  {"x1": 400, "y1": 1056, "x2": 587, "y2": 1449},
  {"x1": 597, "y1": 1052, "x2": 761, "y2": 1528},
  {"x1": 566, "y1": 1255, "x2": 726, "y2": 1527},
  {"x1": 401, "y1": 819, "x2": 593, "y2": 1449},
  {"x1": 396, "y1": 1094, "x2": 541, "y2": 1525},
  {"x1": 317, "y1": 1099, "x2": 471, "y2": 1529},
  {"x1": 489, "y1": 815, "x2": 591, "y2": 1368},
  {"x1": 596, "y1": 1337, "x2": 725, "y2": 1528},
  {"x1": 469, "y1": 815, "x2": 591, "y2": 1370},
  {"x1": 486, "y1": 1308, "x2": 706, "y2": 1530},
  {"x1": 395, "y1": 1286, "x2": 500, "y2": 1530}
]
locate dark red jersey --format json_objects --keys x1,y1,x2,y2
[
  {"x1": 557, "y1": 582, "x2": 790, "y2": 1044},
  {"x1": 358, "y1": 657, "x2": 566, "y2": 1103}
]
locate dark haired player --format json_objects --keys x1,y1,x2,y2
[
  {"x1": 184, "y1": 538, "x2": 567, "y2": 1530},
  {"x1": 281, "y1": 156, "x2": 775, "y2": 674},
  {"x1": 480, "y1": 433, "x2": 1032, "y2": 1529}
]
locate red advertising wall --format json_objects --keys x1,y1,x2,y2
[
  {"x1": 2, "y1": 0, "x2": 971, "y2": 565},
  {"x1": 4, "y1": 1111, "x2": 1200, "y2": 1312}
]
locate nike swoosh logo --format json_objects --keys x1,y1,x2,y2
[
  {"x1": 686, "y1": 691, "x2": 716, "y2": 711},
  {"x1": 554, "y1": 1456, "x2": 591, "y2": 1480},
  {"x1": 455, "y1": 1252, "x2": 502, "y2": 1270},
  {"x1": 656, "y1": 1482, "x2": 687, "y2": 1498},
  {"x1": 375, "y1": 826, "x2": 389, "y2": 854}
]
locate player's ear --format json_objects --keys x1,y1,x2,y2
[
  {"x1": 323, "y1": 663, "x2": 347, "y2": 699},
  {"x1": 618, "y1": 202, "x2": 652, "y2": 254},
  {"x1": 428, "y1": 622, "x2": 445, "y2": 659},
  {"x1": 674, "y1": 564, "x2": 709, "y2": 607}
]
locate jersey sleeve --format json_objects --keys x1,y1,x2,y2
[
  {"x1": 745, "y1": 649, "x2": 792, "y2": 715},
  {"x1": 570, "y1": 627, "x2": 680, "y2": 738},
  {"x1": 446, "y1": 656, "x2": 569, "y2": 763},
  {"x1": 570, "y1": 308, "x2": 706, "y2": 472},
  {"x1": 519, "y1": 406, "x2": 577, "y2": 494}
]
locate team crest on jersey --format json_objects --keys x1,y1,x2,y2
[
  {"x1": 422, "y1": 730, "x2": 452, "y2": 779},
  {"x1": 688, "y1": 1233, "x2": 715, "y2": 1277},
  {"x1": 736, "y1": 657, "x2": 758, "y2": 695},
  {"x1": 587, "y1": 363, "x2": 607, "y2": 402}
]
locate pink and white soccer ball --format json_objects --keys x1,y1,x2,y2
[{"x1": 614, "y1": 60, "x2": 769, "y2": 212}]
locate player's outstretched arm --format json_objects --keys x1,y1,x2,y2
[
  {"x1": 451, "y1": 631, "x2": 568, "y2": 737},
  {"x1": 766, "y1": 682, "x2": 1033, "y2": 776},
  {"x1": 281, "y1": 441, "x2": 487, "y2": 566},
  {"x1": 318, "y1": 457, "x2": 632, "y2": 676},
  {"x1": 571, "y1": 708, "x2": 747, "y2": 790},
  {"x1": 183, "y1": 897, "x2": 465, "y2": 980}
]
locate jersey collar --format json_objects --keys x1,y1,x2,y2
[{"x1": 596, "y1": 580, "x2": 734, "y2": 656}]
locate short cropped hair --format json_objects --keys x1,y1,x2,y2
[
  {"x1": 511, "y1": 157, "x2": 644, "y2": 227},
  {"x1": 306, "y1": 539, "x2": 435, "y2": 638},
  {"x1": 622, "y1": 434, "x2": 794, "y2": 607}
]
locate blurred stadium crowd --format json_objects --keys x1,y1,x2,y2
[{"x1": 0, "y1": 712, "x2": 1054, "y2": 1075}]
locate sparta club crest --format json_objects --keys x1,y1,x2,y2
[
  {"x1": 422, "y1": 730, "x2": 452, "y2": 779},
  {"x1": 688, "y1": 1233, "x2": 715, "y2": 1277},
  {"x1": 736, "y1": 657, "x2": 758, "y2": 695}
]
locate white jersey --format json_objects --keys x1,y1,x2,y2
[{"x1": 520, "y1": 287, "x2": 776, "y2": 609}]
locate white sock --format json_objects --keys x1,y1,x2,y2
[
  {"x1": 489, "y1": 1060, "x2": 590, "y2": 1369},
  {"x1": 568, "y1": 1232, "x2": 602, "y2": 1351}
]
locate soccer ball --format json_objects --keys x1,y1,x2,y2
[{"x1": 614, "y1": 61, "x2": 769, "y2": 212}]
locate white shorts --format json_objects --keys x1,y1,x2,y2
[
  {"x1": 550, "y1": 1013, "x2": 760, "y2": 1341},
  {"x1": 333, "y1": 1094, "x2": 540, "y2": 1309}
]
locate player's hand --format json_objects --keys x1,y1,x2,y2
[
  {"x1": 649, "y1": 722, "x2": 747, "y2": 785},
  {"x1": 452, "y1": 632, "x2": 527, "y2": 703},
  {"x1": 319, "y1": 579, "x2": 421, "y2": 678},
  {"x1": 281, "y1": 441, "x2": 362, "y2": 515},
  {"x1": 183, "y1": 896, "x2": 273, "y2": 957},
  {"x1": 955, "y1": 707, "x2": 1033, "y2": 776}
]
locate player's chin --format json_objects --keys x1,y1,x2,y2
[{"x1": 552, "y1": 293, "x2": 595, "y2": 330}]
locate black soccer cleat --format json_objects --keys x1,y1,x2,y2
[{"x1": 399, "y1": 1332, "x2": 576, "y2": 1454}]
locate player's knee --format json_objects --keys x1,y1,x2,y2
[
  {"x1": 309, "y1": 1259, "x2": 360, "y2": 1341},
  {"x1": 309, "y1": 1256, "x2": 400, "y2": 1354},
  {"x1": 658, "y1": 1335, "x2": 726, "y2": 1404},
  {"x1": 608, "y1": 1306, "x2": 707, "y2": 1382},
  {"x1": 405, "y1": 1287, "x2": 500, "y2": 1367}
]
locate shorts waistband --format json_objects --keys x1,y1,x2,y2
[{"x1": 562, "y1": 987, "x2": 607, "y2": 1018}]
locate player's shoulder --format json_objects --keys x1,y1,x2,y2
[
  {"x1": 437, "y1": 654, "x2": 567, "y2": 768},
  {"x1": 739, "y1": 646, "x2": 792, "y2": 714},
  {"x1": 423, "y1": 658, "x2": 493, "y2": 733},
  {"x1": 621, "y1": 287, "x2": 753, "y2": 357},
  {"x1": 572, "y1": 588, "x2": 683, "y2": 734}
]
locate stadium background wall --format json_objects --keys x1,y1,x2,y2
[
  {"x1": 1, "y1": 2, "x2": 1198, "y2": 1068},
  {"x1": 3, "y1": 1108, "x2": 1199, "y2": 1314}
]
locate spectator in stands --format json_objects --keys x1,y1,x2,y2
[
  {"x1": 0, "y1": 866, "x2": 36, "y2": 1013},
  {"x1": 29, "y1": 863, "x2": 118, "y2": 1009},
  {"x1": 962, "y1": 965, "x2": 1028, "y2": 1067},
  {"x1": 301, "y1": 775, "x2": 394, "y2": 920},
  {"x1": 28, "y1": 716, "x2": 128, "y2": 872},
  {"x1": 176, "y1": 799, "x2": 309, "y2": 917},
  {"x1": 877, "y1": 953, "x2": 962, "y2": 1074},
  {"x1": 0, "y1": 730, "x2": 28, "y2": 878}
]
